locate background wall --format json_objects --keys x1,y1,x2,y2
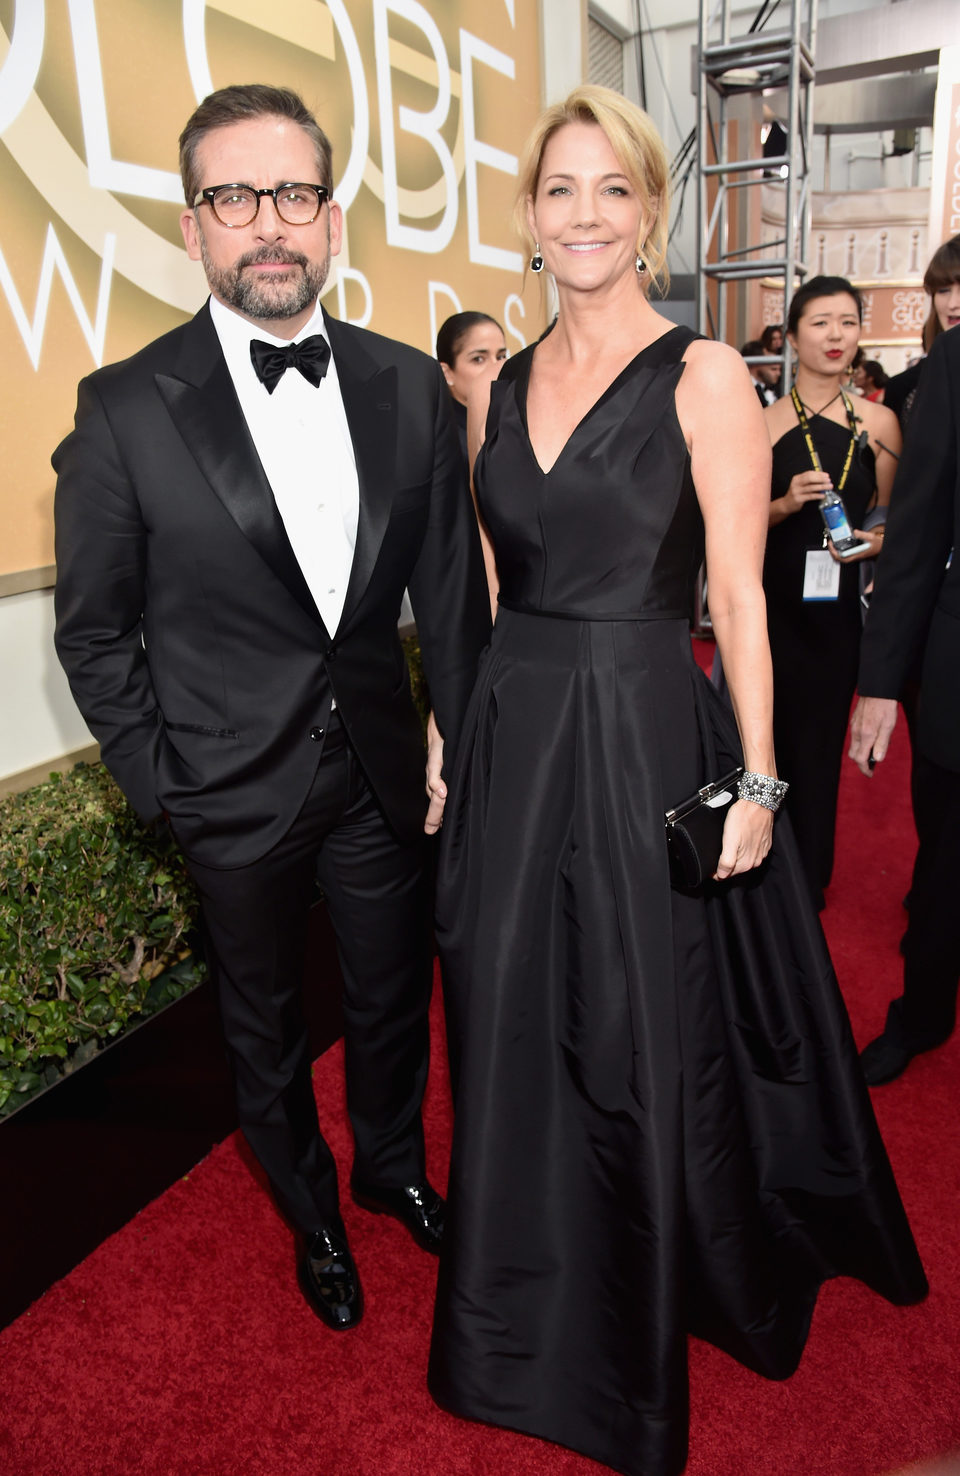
[
  {"x1": 3, "y1": 0, "x2": 957, "y2": 788},
  {"x1": 0, "y1": 0, "x2": 569, "y2": 789}
]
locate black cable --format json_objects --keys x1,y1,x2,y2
[
  {"x1": 670, "y1": 129, "x2": 696, "y2": 181},
  {"x1": 754, "y1": 0, "x2": 783, "y2": 32},
  {"x1": 748, "y1": 0, "x2": 773, "y2": 33},
  {"x1": 668, "y1": 156, "x2": 696, "y2": 244}
]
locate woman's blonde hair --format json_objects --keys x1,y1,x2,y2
[{"x1": 514, "y1": 85, "x2": 670, "y2": 296}]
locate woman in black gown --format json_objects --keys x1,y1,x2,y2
[
  {"x1": 429, "y1": 86, "x2": 926, "y2": 1476},
  {"x1": 763, "y1": 278, "x2": 900, "y2": 909}
]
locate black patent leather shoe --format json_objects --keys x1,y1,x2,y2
[
  {"x1": 351, "y1": 1179, "x2": 445, "y2": 1254},
  {"x1": 297, "y1": 1227, "x2": 363, "y2": 1329}
]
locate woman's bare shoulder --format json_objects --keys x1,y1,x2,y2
[
  {"x1": 680, "y1": 335, "x2": 747, "y2": 388},
  {"x1": 853, "y1": 394, "x2": 899, "y2": 440}
]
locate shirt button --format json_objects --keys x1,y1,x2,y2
[{"x1": 309, "y1": 726, "x2": 324, "y2": 741}]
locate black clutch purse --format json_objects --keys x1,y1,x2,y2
[{"x1": 664, "y1": 768, "x2": 743, "y2": 889}]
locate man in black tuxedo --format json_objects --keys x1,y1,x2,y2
[
  {"x1": 53, "y1": 85, "x2": 490, "y2": 1328},
  {"x1": 740, "y1": 339, "x2": 778, "y2": 407},
  {"x1": 849, "y1": 322, "x2": 960, "y2": 1084}
]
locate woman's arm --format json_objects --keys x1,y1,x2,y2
[
  {"x1": 762, "y1": 398, "x2": 832, "y2": 526},
  {"x1": 768, "y1": 468, "x2": 834, "y2": 526},
  {"x1": 676, "y1": 341, "x2": 777, "y2": 878},
  {"x1": 466, "y1": 376, "x2": 499, "y2": 620}
]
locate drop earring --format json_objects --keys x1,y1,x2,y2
[
  {"x1": 531, "y1": 243, "x2": 544, "y2": 273},
  {"x1": 636, "y1": 253, "x2": 647, "y2": 276}
]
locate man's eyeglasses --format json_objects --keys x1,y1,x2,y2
[{"x1": 193, "y1": 183, "x2": 330, "y2": 228}]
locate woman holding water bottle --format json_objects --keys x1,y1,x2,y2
[{"x1": 762, "y1": 275, "x2": 900, "y2": 910}]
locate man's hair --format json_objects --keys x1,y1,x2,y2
[
  {"x1": 740, "y1": 339, "x2": 764, "y2": 358},
  {"x1": 178, "y1": 84, "x2": 333, "y2": 207}
]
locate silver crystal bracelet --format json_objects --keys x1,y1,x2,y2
[{"x1": 737, "y1": 771, "x2": 789, "y2": 812}]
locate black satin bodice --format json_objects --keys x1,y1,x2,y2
[{"x1": 475, "y1": 325, "x2": 704, "y2": 620}]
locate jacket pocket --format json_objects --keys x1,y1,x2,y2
[{"x1": 165, "y1": 722, "x2": 240, "y2": 739}]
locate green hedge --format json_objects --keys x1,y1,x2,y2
[
  {"x1": 0, "y1": 636, "x2": 426, "y2": 1120},
  {"x1": 0, "y1": 764, "x2": 204, "y2": 1118},
  {"x1": 402, "y1": 633, "x2": 428, "y2": 733}
]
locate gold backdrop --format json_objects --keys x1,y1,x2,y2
[{"x1": 0, "y1": 0, "x2": 545, "y2": 579}]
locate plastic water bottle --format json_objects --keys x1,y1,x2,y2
[{"x1": 820, "y1": 488, "x2": 857, "y2": 551}]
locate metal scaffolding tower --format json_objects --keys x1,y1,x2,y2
[{"x1": 696, "y1": 0, "x2": 818, "y2": 391}]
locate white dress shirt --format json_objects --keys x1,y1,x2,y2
[{"x1": 210, "y1": 295, "x2": 359, "y2": 637}]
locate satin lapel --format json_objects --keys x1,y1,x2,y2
[
  {"x1": 326, "y1": 313, "x2": 399, "y2": 635},
  {"x1": 154, "y1": 305, "x2": 328, "y2": 635}
]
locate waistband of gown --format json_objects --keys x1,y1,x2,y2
[{"x1": 497, "y1": 595, "x2": 688, "y2": 623}]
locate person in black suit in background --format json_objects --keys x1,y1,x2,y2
[
  {"x1": 740, "y1": 339, "x2": 778, "y2": 406},
  {"x1": 53, "y1": 84, "x2": 490, "y2": 1328},
  {"x1": 850, "y1": 322, "x2": 960, "y2": 1084},
  {"x1": 760, "y1": 321, "x2": 784, "y2": 396}
]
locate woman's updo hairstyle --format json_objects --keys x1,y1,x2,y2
[{"x1": 514, "y1": 84, "x2": 670, "y2": 297}]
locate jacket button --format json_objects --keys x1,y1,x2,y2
[
  {"x1": 326, "y1": 648, "x2": 337, "y2": 662},
  {"x1": 309, "y1": 726, "x2": 324, "y2": 741}
]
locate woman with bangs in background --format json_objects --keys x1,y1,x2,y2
[{"x1": 885, "y1": 233, "x2": 960, "y2": 430}]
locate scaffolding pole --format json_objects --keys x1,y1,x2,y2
[{"x1": 696, "y1": 0, "x2": 818, "y2": 392}]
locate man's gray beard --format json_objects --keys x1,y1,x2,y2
[{"x1": 199, "y1": 235, "x2": 329, "y2": 321}]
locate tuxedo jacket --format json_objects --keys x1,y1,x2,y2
[
  {"x1": 858, "y1": 324, "x2": 960, "y2": 773},
  {"x1": 53, "y1": 303, "x2": 491, "y2": 867}
]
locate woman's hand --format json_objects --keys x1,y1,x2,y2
[
  {"x1": 826, "y1": 524, "x2": 885, "y2": 563},
  {"x1": 424, "y1": 710, "x2": 447, "y2": 834},
  {"x1": 773, "y1": 469, "x2": 833, "y2": 520},
  {"x1": 714, "y1": 799, "x2": 774, "y2": 879}
]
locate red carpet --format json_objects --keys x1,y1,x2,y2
[{"x1": 2, "y1": 662, "x2": 958, "y2": 1476}]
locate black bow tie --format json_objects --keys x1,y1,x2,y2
[{"x1": 250, "y1": 334, "x2": 331, "y2": 394}]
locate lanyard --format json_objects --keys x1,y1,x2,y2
[{"x1": 790, "y1": 386, "x2": 859, "y2": 493}]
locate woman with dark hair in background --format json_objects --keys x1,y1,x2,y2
[
  {"x1": 853, "y1": 357, "x2": 888, "y2": 401},
  {"x1": 436, "y1": 311, "x2": 506, "y2": 467},
  {"x1": 885, "y1": 233, "x2": 960, "y2": 429},
  {"x1": 436, "y1": 312, "x2": 507, "y2": 614},
  {"x1": 763, "y1": 275, "x2": 900, "y2": 910}
]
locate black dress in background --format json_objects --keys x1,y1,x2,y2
[
  {"x1": 764, "y1": 418, "x2": 876, "y2": 909},
  {"x1": 883, "y1": 358, "x2": 924, "y2": 431},
  {"x1": 450, "y1": 396, "x2": 469, "y2": 475},
  {"x1": 429, "y1": 329, "x2": 926, "y2": 1476}
]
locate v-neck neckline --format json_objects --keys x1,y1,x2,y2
[{"x1": 517, "y1": 324, "x2": 685, "y2": 477}]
